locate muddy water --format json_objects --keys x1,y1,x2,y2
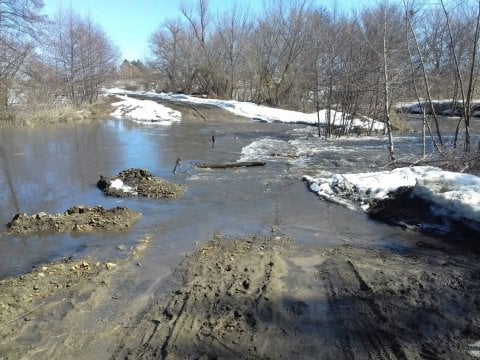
[{"x1": 0, "y1": 118, "x2": 436, "y2": 279}]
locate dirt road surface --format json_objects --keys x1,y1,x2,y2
[
  {"x1": 2, "y1": 232, "x2": 477, "y2": 359},
  {"x1": 111, "y1": 234, "x2": 480, "y2": 360}
]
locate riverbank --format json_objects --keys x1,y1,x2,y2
[
  {"x1": 1, "y1": 233, "x2": 479, "y2": 359},
  {"x1": 0, "y1": 96, "x2": 118, "y2": 128}
]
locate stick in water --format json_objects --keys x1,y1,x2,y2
[{"x1": 173, "y1": 157, "x2": 182, "y2": 173}]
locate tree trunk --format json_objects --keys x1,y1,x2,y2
[
  {"x1": 441, "y1": 0, "x2": 467, "y2": 151},
  {"x1": 382, "y1": 10, "x2": 395, "y2": 161},
  {"x1": 314, "y1": 60, "x2": 322, "y2": 137},
  {"x1": 197, "y1": 161, "x2": 266, "y2": 169},
  {"x1": 463, "y1": 0, "x2": 480, "y2": 153},
  {"x1": 403, "y1": 1, "x2": 440, "y2": 155}
]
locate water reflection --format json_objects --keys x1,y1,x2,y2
[{"x1": 0, "y1": 118, "x2": 446, "y2": 279}]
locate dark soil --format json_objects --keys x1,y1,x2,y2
[
  {"x1": 97, "y1": 168, "x2": 185, "y2": 199},
  {"x1": 367, "y1": 187, "x2": 480, "y2": 241},
  {"x1": 6, "y1": 205, "x2": 141, "y2": 235}
]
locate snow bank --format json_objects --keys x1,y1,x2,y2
[
  {"x1": 110, "y1": 95, "x2": 181, "y2": 125},
  {"x1": 303, "y1": 166, "x2": 480, "y2": 224},
  {"x1": 153, "y1": 91, "x2": 384, "y2": 131},
  {"x1": 414, "y1": 171, "x2": 480, "y2": 223},
  {"x1": 105, "y1": 88, "x2": 383, "y2": 131}
]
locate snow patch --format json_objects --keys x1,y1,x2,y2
[
  {"x1": 109, "y1": 178, "x2": 137, "y2": 195},
  {"x1": 105, "y1": 88, "x2": 383, "y2": 131},
  {"x1": 110, "y1": 95, "x2": 181, "y2": 125},
  {"x1": 304, "y1": 166, "x2": 480, "y2": 225}
]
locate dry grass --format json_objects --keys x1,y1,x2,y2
[
  {"x1": 0, "y1": 96, "x2": 117, "y2": 128},
  {"x1": 390, "y1": 113, "x2": 413, "y2": 133}
]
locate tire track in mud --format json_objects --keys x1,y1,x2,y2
[
  {"x1": 130, "y1": 94, "x2": 250, "y2": 123},
  {"x1": 113, "y1": 234, "x2": 293, "y2": 359},
  {"x1": 317, "y1": 246, "x2": 480, "y2": 360},
  {"x1": 113, "y1": 238, "x2": 480, "y2": 360},
  {"x1": 319, "y1": 257, "x2": 406, "y2": 359}
]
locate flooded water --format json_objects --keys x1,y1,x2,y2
[{"x1": 0, "y1": 118, "x2": 441, "y2": 279}]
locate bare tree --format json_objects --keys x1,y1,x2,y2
[
  {"x1": 441, "y1": 0, "x2": 467, "y2": 150},
  {"x1": 248, "y1": 0, "x2": 312, "y2": 107},
  {"x1": 381, "y1": 6, "x2": 395, "y2": 161},
  {"x1": 45, "y1": 8, "x2": 119, "y2": 105},
  {"x1": 216, "y1": 3, "x2": 252, "y2": 99},
  {"x1": 150, "y1": 19, "x2": 187, "y2": 91},
  {"x1": 462, "y1": 0, "x2": 480, "y2": 153},
  {"x1": 349, "y1": 4, "x2": 406, "y2": 158},
  {"x1": 0, "y1": 0, "x2": 45, "y2": 119},
  {"x1": 180, "y1": 0, "x2": 217, "y2": 94},
  {"x1": 403, "y1": 0, "x2": 441, "y2": 155},
  {"x1": 76, "y1": 16, "x2": 120, "y2": 103},
  {"x1": 440, "y1": 0, "x2": 480, "y2": 153}
]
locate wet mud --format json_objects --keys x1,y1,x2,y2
[
  {"x1": 1, "y1": 232, "x2": 480, "y2": 359},
  {"x1": 6, "y1": 205, "x2": 141, "y2": 235},
  {"x1": 111, "y1": 235, "x2": 480, "y2": 360},
  {"x1": 0, "y1": 235, "x2": 152, "y2": 359}
]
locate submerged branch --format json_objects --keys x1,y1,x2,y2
[{"x1": 197, "y1": 161, "x2": 266, "y2": 169}]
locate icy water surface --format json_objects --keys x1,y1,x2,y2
[{"x1": 0, "y1": 118, "x2": 438, "y2": 278}]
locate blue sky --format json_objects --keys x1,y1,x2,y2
[{"x1": 42, "y1": 0, "x2": 362, "y2": 61}]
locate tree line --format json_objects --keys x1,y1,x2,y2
[
  {"x1": 149, "y1": 0, "x2": 480, "y2": 158},
  {"x1": 1, "y1": 0, "x2": 480, "y2": 161},
  {"x1": 0, "y1": 0, "x2": 119, "y2": 122}
]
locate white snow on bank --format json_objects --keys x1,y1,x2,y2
[
  {"x1": 109, "y1": 178, "x2": 138, "y2": 195},
  {"x1": 105, "y1": 88, "x2": 384, "y2": 131},
  {"x1": 156, "y1": 91, "x2": 385, "y2": 131},
  {"x1": 303, "y1": 166, "x2": 480, "y2": 223},
  {"x1": 110, "y1": 95, "x2": 181, "y2": 125}
]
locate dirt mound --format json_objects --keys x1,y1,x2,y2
[
  {"x1": 97, "y1": 168, "x2": 185, "y2": 198},
  {"x1": 367, "y1": 187, "x2": 480, "y2": 240},
  {"x1": 6, "y1": 205, "x2": 141, "y2": 235}
]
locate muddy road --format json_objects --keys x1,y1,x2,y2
[{"x1": 1, "y1": 233, "x2": 480, "y2": 359}]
